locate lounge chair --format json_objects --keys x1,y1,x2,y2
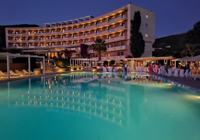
[
  {"x1": 15, "y1": 70, "x2": 24, "y2": 75},
  {"x1": 23, "y1": 69, "x2": 35, "y2": 75},
  {"x1": 189, "y1": 75, "x2": 200, "y2": 81},
  {"x1": 173, "y1": 69, "x2": 179, "y2": 77},
  {"x1": 103, "y1": 67, "x2": 107, "y2": 72},
  {"x1": 158, "y1": 68, "x2": 161, "y2": 74},
  {"x1": 10, "y1": 70, "x2": 20, "y2": 77},
  {"x1": 113, "y1": 67, "x2": 117, "y2": 72},
  {"x1": 108, "y1": 67, "x2": 113, "y2": 72},
  {"x1": 22, "y1": 69, "x2": 30, "y2": 75},
  {"x1": 0, "y1": 71, "x2": 6, "y2": 78},
  {"x1": 179, "y1": 69, "x2": 184, "y2": 77},
  {"x1": 167, "y1": 69, "x2": 172, "y2": 76}
]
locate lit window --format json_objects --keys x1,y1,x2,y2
[
  {"x1": 145, "y1": 34, "x2": 148, "y2": 37},
  {"x1": 146, "y1": 15, "x2": 148, "y2": 18},
  {"x1": 108, "y1": 54, "x2": 110, "y2": 57}
]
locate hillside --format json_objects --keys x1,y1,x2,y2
[
  {"x1": 0, "y1": 24, "x2": 40, "y2": 48},
  {"x1": 153, "y1": 33, "x2": 186, "y2": 57}
]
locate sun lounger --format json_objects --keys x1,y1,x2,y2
[
  {"x1": 0, "y1": 71, "x2": 6, "y2": 78},
  {"x1": 10, "y1": 70, "x2": 20, "y2": 76},
  {"x1": 15, "y1": 70, "x2": 24, "y2": 75},
  {"x1": 190, "y1": 75, "x2": 200, "y2": 81}
]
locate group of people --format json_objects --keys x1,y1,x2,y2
[
  {"x1": 103, "y1": 63, "x2": 128, "y2": 72},
  {"x1": 148, "y1": 62, "x2": 191, "y2": 77}
]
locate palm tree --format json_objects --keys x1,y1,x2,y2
[{"x1": 91, "y1": 38, "x2": 107, "y2": 60}]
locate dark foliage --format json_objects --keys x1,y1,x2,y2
[
  {"x1": 130, "y1": 11, "x2": 145, "y2": 58},
  {"x1": 80, "y1": 44, "x2": 88, "y2": 58}
]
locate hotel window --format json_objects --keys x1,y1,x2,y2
[
  {"x1": 105, "y1": 53, "x2": 107, "y2": 57},
  {"x1": 146, "y1": 24, "x2": 148, "y2": 28},
  {"x1": 108, "y1": 54, "x2": 110, "y2": 57},
  {"x1": 145, "y1": 34, "x2": 148, "y2": 37},
  {"x1": 146, "y1": 14, "x2": 148, "y2": 18},
  {"x1": 117, "y1": 52, "x2": 120, "y2": 56},
  {"x1": 121, "y1": 52, "x2": 124, "y2": 55}
]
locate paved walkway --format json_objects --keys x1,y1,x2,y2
[
  {"x1": 0, "y1": 71, "x2": 70, "y2": 84},
  {"x1": 149, "y1": 72, "x2": 200, "y2": 93}
]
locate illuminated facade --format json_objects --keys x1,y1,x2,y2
[{"x1": 5, "y1": 3, "x2": 155, "y2": 59}]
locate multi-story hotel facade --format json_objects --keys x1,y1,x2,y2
[{"x1": 5, "y1": 3, "x2": 155, "y2": 60}]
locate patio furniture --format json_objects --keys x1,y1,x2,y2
[
  {"x1": 103, "y1": 67, "x2": 107, "y2": 72},
  {"x1": 10, "y1": 70, "x2": 20, "y2": 77},
  {"x1": 108, "y1": 67, "x2": 113, "y2": 72},
  {"x1": 158, "y1": 68, "x2": 161, "y2": 74},
  {"x1": 167, "y1": 69, "x2": 172, "y2": 76},
  {"x1": 113, "y1": 67, "x2": 117, "y2": 72},
  {"x1": 173, "y1": 69, "x2": 179, "y2": 77},
  {"x1": 15, "y1": 70, "x2": 24, "y2": 75},
  {"x1": 161, "y1": 68, "x2": 165, "y2": 76},
  {"x1": 0, "y1": 71, "x2": 6, "y2": 78},
  {"x1": 179, "y1": 69, "x2": 184, "y2": 77},
  {"x1": 22, "y1": 69, "x2": 30, "y2": 75},
  {"x1": 189, "y1": 75, "x2": 200, "y2": 81}
]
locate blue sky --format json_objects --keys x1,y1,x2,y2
[{"x1": 0, "y1": 0, "x2": 199, "y2": 38}]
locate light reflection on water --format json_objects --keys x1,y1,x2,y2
[{"x1": 0, "y1": 72, "x2": 200, "y2": 140}]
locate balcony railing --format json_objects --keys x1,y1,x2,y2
[
  {"x1": 108, "y1": 19, "x2": 114, "y2": 23},
  {"x1": 96, "y1": 23, "x2": 101, "y2": 27},
  {"x1": 108, "y1": 28, "x2": 114, "y2": 32},
  {"x1": 108, "y1": 38, "x2": 114, "y2": 41},
  {"x1": 106, "y1": 45, "x2": 128, "y2": 52},
  {"x1": 7, "y1": 15, "x2": 127, "y2": 37}
]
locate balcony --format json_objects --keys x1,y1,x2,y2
[
  {"x1": 106, "y1": 36, "x2": 127, "y2": 43},
  {"x1": 88, "y1": 50, "x2": 94, "y2": 53},
  {"x1": 7, "y1": 26, "x2": 127, "y2": 44},
  {"x1": 7, "y1": 16, "x2": 127, "y2": 37},
  {"x1": 96, "y1": 23, "x2": 101, "y2": 27},
  {"x1": 101, "y1": 55, "x2": 126, "y2": 60},
  {"x1": 91, "y1": 55, "x2": 126, "y2": 60},
  {"x1": 107, "y1": 45, "x2": 128, "y2": 52}
]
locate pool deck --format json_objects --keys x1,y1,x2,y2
[
  {"x1": 149, "y1": 72, "x2": 200, "y2": 93},
  {"x1": 0, "y1": 71, "x2": 70, "y2": 84}
]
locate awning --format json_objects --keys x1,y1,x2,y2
[{"x1": 172, "y1": 56, "x2": 191, "y2": 61}]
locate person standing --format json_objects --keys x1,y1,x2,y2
[{"x1": 124, "y1": 63, "x2": 127, "y2": 72}]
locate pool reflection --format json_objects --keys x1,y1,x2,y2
[{"x1": 6, "y1": 72, "x2": 176, "y2": 128}]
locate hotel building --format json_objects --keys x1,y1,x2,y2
[{"x1": 5, "y1": 3, "x2": 155, "y2": 60}]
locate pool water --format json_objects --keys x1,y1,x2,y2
[{"x1": 0, "y1": 72, "x2": 200, "y2": 140}]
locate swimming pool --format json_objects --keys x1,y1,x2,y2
[{"x1": 0, "y1": 72, "x2": 200, "y2": 140}]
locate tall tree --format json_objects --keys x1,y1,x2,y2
[
  {"x1": 91, "y1": 38, "x2": 107, "y2": 60},
  {"x1": 80, "y1": 44, "x2": 88, "y2": 58},
  {"x1": 130, "y1": 11, "x2": 145, "y2": 58}
]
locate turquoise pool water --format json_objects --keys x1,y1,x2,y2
[{"x1": 0, "y1": 72, "x2": 200, "y2": 140}]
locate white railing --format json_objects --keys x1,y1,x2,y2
[
  {"x1": 108, "y1": 19, "x2": 114, "y2": 23},
  {"x1": 96, "y1": 23, "x2": 101, "y2": 27},
  {"x1": 108, "y1": 29, "x2": 114, "y2": 32},
  {"x1": 108, "y1": 38, "x2": 114, "y2": 41}
]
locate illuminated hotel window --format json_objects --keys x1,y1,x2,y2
[
  {"x1": 146, "y1": 14, "x2": 148, "y2": 18},
  {"x1": 145, "y1": 34, "x2": 148, "y2": 37},
  {"x1": 108, "y1": 54, "x2": 110, "y2": 57}
]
